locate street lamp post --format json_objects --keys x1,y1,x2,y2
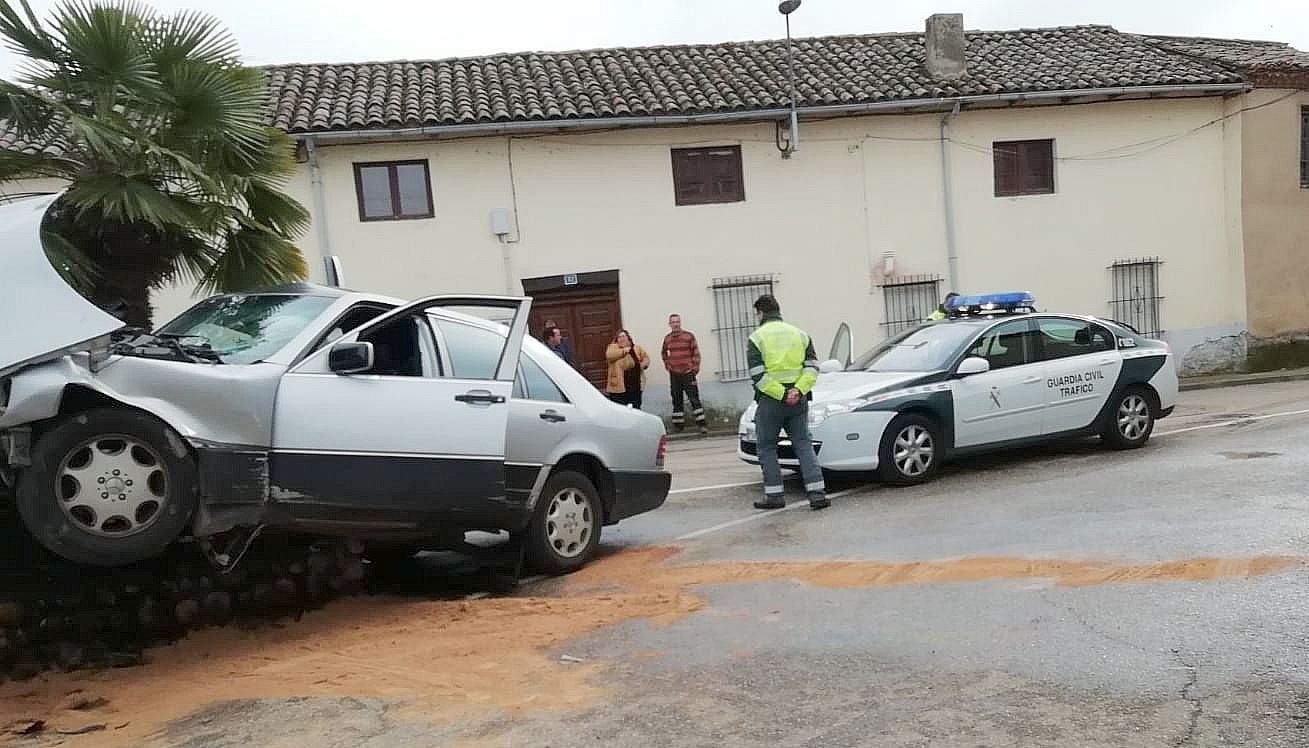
[{"x1": 778, "y1": 0, "x2": 801, "y2": 158}]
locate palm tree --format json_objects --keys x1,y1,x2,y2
[{"x1": 0, "y1": 0, "x2": 309, "y2": 327}]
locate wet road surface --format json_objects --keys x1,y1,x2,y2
[{"x1": 9, "y1": 382, "x2": 1309, "y2": 747}]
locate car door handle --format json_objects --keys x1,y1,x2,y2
[
  {"x1": 1098, "y1": 358, "x2": 1116, "y2": 365},
  {"x1": 455, "y1": 390, "x2": 506, "y2": 405},
  {"x1": 539, "y1": 409, "x2": 566, "y2": 423},
  {"x1": 1023, "y1": 376, "x2": 1042, "y2": 384}
]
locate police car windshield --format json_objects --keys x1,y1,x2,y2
[{"x1": 849, "y1": 323, "x2": 979, "y2": 372}]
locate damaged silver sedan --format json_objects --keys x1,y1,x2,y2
[{"x1": 0, "y1": 193, "x2": 670, "y2": 572}]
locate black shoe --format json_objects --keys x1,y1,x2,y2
[
  {"x1": 698, "y1": 425, "x2": 709, "y2": 435},
  {"x1": 809, "y1": 496, "x2": 830, "y2": 510},
  {"x1": 753, "y1": 499, "x2": 785, "y2": 510}
]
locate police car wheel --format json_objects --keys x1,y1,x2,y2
[
  {"x1": 1102, "y1": 387, "x2": 1155, "y2": 450},
  {"x1": 877, "y1": 414, "x2": 942, "y2": 485}
]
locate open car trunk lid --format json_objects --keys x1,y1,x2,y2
[{"x1": 0, "y1": 192, "x2": 124, "y2": 378}]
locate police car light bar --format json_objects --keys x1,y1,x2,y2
[{"x1": 945, "y1": 291, "x2": 1037, "y2": 317}]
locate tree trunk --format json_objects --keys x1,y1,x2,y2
[{"x1": 87, "y1": 270, "x2": 155, "y2": 330}]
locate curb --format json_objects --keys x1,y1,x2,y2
[{"x1": 1178, "y1": 369, "x2": 1309, "y2": 392}]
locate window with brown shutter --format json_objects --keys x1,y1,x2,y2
[
  {"x1": 993, "y1": 139, "x2": 1055, "y2": 197},
  {"x1": 353, "y1": 160, "x2": 435, "y2": 221},
  {"x1": 671, "y1": 146, "x2": 745, "y2": 206}
]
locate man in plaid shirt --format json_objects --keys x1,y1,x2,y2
[{"x1": 661, "y1": 314, "x2": 709, "y2": 434}]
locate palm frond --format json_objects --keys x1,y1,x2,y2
[
  {"x1": 159, "y1": 60, "x2": 264, "y2": 157},
  {"x1": 149, "y1": 228, "x2": 217, "y2": 288},
  {"x1": 145, "y1": 8, "x2": 239, "y2": 70},
  {"x1": 0, "y1": 0, "x2": 305, "y2": 326},
  {"x1": 0, "y1": 0, "x2": 63, "y2": 69},
  {"x1": 62, "y1": 173, "x2": 198, "y2": 228},
  {"x1": 197, "y1": 225, "x2": 307, "y2": 295},
  {"x1": 243, "y1": 180, "x2": 309, "y2": 238},
  {"x1": 0, "y1": 148, "x2": 80, "y2": 180}
]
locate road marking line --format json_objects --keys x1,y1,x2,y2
[
  {"x1": 1157, "y1": 407, "x2": 1309, "y2": 437},
  {"x1": 669, "y1": 480, "x2": 760, "y2": 495},
  {"x1": 675, "y1": 487, "x2": 863, "y2": 541}
]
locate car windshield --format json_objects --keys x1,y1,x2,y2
[
  {"x1": 849, "y1": 323, "x2": 981, "y2": 372},
  {"x1": 157, "y1": 294, "x2": 334, "y2": 364}
]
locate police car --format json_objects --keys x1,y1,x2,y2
[{"x1": 737, "y1": 292, "x2": 1177, "y2": 484}]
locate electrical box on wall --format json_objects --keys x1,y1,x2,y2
[{"x1": 490, "y1": 208, "x2": 512, "y2": 237}]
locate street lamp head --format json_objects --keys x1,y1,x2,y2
[{"x1": 778, "y1": 0, "x2": 801, "y2": 15}]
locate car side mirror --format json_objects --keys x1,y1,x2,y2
[
  {"x1": 329, "y1": 341, "x2": 374, "y2": 375},
  {"x1": 819, "y1": 359, "x2": 843, "y2": 374},
  {"x1": 956, "y1": 356, "x2": 990, "y2": 377}
]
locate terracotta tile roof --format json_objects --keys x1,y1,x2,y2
[
  {"x1": 266, "y1": 25, "x2": 1249, "y2": 134},
  {"x1": 1140, "y1": 35, "x2": 1309, "y2": 73}
]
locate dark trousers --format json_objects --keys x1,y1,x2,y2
[
  {"x1": 609, "y1": 389, "x2": 643, "y2": 409},
  {"x1": 669, "y1": 372, "x2": 706, "y2": 430}
]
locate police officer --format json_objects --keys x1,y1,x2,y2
[
  {"x1": 746, "y1": 294, "x2": 829, "y2": 511},
  {"x1": 925, "y1": 292, "x2": 960, "y2": 322}
]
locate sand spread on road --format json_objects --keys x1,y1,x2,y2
[{"x1": 1, "y1": 546, "x2": 1298, "y2": 746}]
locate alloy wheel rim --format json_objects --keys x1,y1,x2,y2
[
  {"x1": 1117, "y1": 395, "x2": 1151, "y2": 441},
  {"x1": 56, "y1": 435, "x2": 168, "y2": 537},
  {"x1": 893, "y1": 425, "x2": 934, "y2": 477},
  {"x1": 545, "y1": 488, "x2": 594, "y2": 558}
]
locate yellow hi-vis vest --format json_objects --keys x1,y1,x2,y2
[{"x1": 748, "y1": 320, "x2": 818, "y2": 401}]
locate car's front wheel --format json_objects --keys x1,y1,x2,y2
[
  {"x1": 1101, "y1": 387, "x2": 1155, "y2": 450},
  {"x1": 877, "y1": 413, "x2": 943, "y2": 486},
  {"x1": 524, "y1": 470, "x2": 601, "y2": 574},
  {"x1": 16, "y1": 408, "x2": 198, "y2": 567}
]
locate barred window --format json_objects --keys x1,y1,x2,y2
[
  {"x1": 879, "y1": 275, "x2": 943, "y2": 336},
  {"x1": 1109, "y1": 258, "x2": 1163, "y2": 338},
  {"x1": 1300, "y1": 106, "x2": 1308, "y2": 189},
  {"x1": 711, "y1": 274, "x2": 776, "y2": 381}
]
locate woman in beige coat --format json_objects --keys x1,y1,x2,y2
[{"x1": 605, "y1": 329, "x2": 651, "y2": 409}]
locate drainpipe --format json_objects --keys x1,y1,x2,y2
[
  {"x1": 939, "y1": 101, "x2": 961, "y2": 292},
  {"x1": 303, "y1": 136, "x2": 334, "y2": 282}
]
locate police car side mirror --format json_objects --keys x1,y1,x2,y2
[
  {"x1": 956, "y1": 356, "x2": 990, "y2": 377},
  {"x1": 819, "y1": 359, "x2": 843, "y2": 374}
]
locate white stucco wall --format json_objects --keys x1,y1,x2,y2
[
  {"x1": 8, "y1": 95, "x2": 1251, "y2": 422},
  {"x1": 235, "y1": 96, "x2": 1246, "y2": 420}
]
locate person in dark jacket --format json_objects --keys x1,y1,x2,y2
[{"x1": 543, "y1": 319, "x2": 574, "y2": 365}]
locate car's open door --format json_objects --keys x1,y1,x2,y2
[
  {"x1": 268, "y1": 295, "x2": 531, "y2": 526},
  {"x1": 827, "y1": 322, "x2": 853, "y2": 369}
]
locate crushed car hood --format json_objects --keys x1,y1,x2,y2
[{"x1": 0, "y1": 192, "x2": 124, "y2": 378}]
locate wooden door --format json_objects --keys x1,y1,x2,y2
[{"x1": 529, "y1": 286, "x2": 622, "y2": 390}]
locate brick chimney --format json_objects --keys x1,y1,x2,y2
[{"x1": 925, "y1": 13, "x2": 967, "y2": 81}]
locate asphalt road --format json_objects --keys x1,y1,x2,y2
[{"x1": 21, "y1": 382, "x2": 1309, "y2": 747}]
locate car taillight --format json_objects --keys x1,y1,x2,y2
[{"x1": 656, "y1": 435, "x2": 667, "y2": 468}]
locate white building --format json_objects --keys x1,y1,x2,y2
[{"x1": 10, "y1": 16, "x2": 1309, "y2": 425}]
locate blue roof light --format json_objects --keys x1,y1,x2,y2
[{"x1": 945, "y1": 291, "x2": 1037, "y2": 316}]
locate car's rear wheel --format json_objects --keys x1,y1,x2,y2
[
  {"x1": 1101, "y1": 387, "x2": 1155, "y2": 450},
  {"x1": 524, "y1": 470, "x2": 601, "y2": 575},
  {"x1": 16, "y1": 408, "x2": 197, "y2": 567},
  {"x1": 876, "y1": 413, "x2": 943, "y2": 486}
]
